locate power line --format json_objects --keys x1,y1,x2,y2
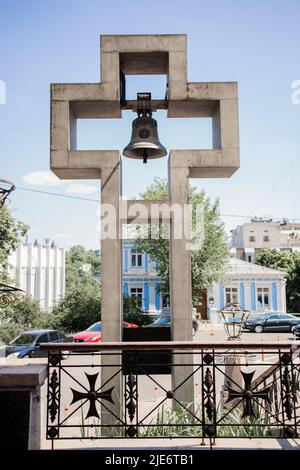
[
  {"x1": 10, "y1": 185, "x2": 100, "y2": 202},
  {"x1": 2, "y1": 182, "x2": 300, "y2": 222},
  {"x1": 249, "y1": 162, "x2": 295, "y2": 216}
]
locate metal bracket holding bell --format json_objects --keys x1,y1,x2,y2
[{"x1": 136, "y1": 92, "x2": 152, "y2": 118}]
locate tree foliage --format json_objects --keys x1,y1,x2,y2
[
  {"x1": 0, "y1": 296, "x2": 46, "y2": 343},
  {"x1": 256, "y1": 249, "x2": 300, "y2": 313},
  {"x1": 123, "y1": 295, "x2": 149, "y2": 325},
  {"x1": 134, "y1": 178, "x2": 229, "y2": 305},
  {"x1": 49, "y1": 291, "x2": 147, "y2": 334},
  {"x1": 0, "y1": 206, "x2": 29, "y2": 283},
  {"x1": 65, "y1": 245, "x2": 100, "y2": 295},
  {"x1": 49, "y1": 289, "x2": 101, "y2": 333}
]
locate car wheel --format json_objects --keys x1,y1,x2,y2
[{"x1": 254, "y1": 325, "x2": 263, "y2": 333}]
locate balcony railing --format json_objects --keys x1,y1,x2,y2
[{"x1": 40, "y1": 341, "x2": 300, "y2": 449}]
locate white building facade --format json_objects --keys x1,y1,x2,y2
[
  {"x1": 8, "y1": 242, "x2": 65, "y2": 311},
  {"x1": 207, "y1": 257, "x2": 287, "y2": 322},
  {"x1": 231, "y1": 218, "x2": 300, "y2": 262}
]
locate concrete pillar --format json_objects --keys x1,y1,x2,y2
[
  {"x1": 100, "y1": 162, "x2": 123, "y2": 434},
  {"x1": 0, "y1": 363, "x2": 47, "y2": 449},
  {"x1": 169, "y1": 159, "x2": 194, "y2": 409}
]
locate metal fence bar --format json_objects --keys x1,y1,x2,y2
[{"x1": 43, "y1": 343, "x2": 300, "y2": 447}]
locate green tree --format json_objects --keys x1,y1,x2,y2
[
  {"x1": 134, "y1": 177, "x2": 229, "y2": 306},
  {"x1": 0, "y1": 206, "x2": 29, "y2": 283},
  {"x1": 50, "y1": 288, "x2": 101, "y2": 333},
  {"x1": 123, "y1": 295, "x2": 149, "y2": 326},
  {"x1": 65, "y1": 245, "x2": 100, "y2": 295},
  {"x1": 50, "y1": 291, "x2": 147, "y2": 334},
  {"x1": 256, "y1": 249, "x2": 300, "y2": 312},
  {"x1": 0, "y1": 296, "x2": 46, "y2": 343}
]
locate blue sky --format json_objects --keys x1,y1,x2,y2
[{"x1": 0, "y1": 0, "x2": 299, "y2": 249}]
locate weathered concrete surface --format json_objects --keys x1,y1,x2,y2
[
  {"x1": 49, "y1": 32, "x2": 240, "y2": 422},
  {"x1": 50, "y1": 34, "x2": 239, "y2": 179},
  {"x1": 0, "y1": 363, "x2": 47, "y2": 450},
  {"x1": 168, "y1": 162, "x2": 194, "y2": 407}
]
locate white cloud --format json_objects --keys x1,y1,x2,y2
[
  {"x1": 22, "y1": 171, "x2": 98, "y2": 196},
  {"x1": 22, "y1": 171, "x2": 62, "y2": 187},
  {"x1": 66, "y1": 183, "x2": 98, "y2": 194}
]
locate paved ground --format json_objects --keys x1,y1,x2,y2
[
  {"x1": 43, "y1": 437, "x2": 300, "y2": 450},
  {"x1": 196, "y1": 321, "x2": 296, "y2": 343}
]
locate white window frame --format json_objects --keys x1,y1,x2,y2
[
  {"x1": 130, "y1": 286, "x2": 144, "y2": 308},
  {"x1": 224, "y1": 286, "x2": 239, "y2": 305},
  {"x1": 131, "y1": 249, "x2": 143, "y2": 268},
  {"x1": 257, "y1": 287, "x2": 270, "y2": 310}
]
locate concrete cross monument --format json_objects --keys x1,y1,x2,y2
[{"x1": 50, "y1": 34, "x2": 239, "y2": 425}]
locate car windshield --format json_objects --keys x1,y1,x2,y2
[
  {"x1": 10, "y1": 334, "x2": 36, "y2": 346},
  {"x1": 87, "y1": 323, "x2": 102, "y2": 332},
  {"x1": 154, "y1": 316, "x2": 170, "y2": 325}
]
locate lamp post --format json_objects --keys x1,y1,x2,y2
[{"x1": 219, "y1": 302, "x2": 250, "y2": 340}]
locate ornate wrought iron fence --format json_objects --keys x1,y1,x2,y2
[{"x1": 41, "y1": 341, "x2": 300, "y2": 448}]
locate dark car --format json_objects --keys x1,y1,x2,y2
[
  {"x1": 244, "y1": 313, "x2": 300, "y2": 333},
  {"x1": 5, "y1": 329, "x2": 65, "y2": 358},
  {"x1": 144, "y1": 315, "x2": 199, "y2": 335},
  {"x1": 293, "y1": 323, "x2": 300, "y2": 340}
]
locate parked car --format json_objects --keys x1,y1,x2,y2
[
  {"x1": 5, "y1": 329, "x2": 65, "y2": 358},
  {"x1": 292, "y1": 323, "x2": 300, "y2": 340},
  {"x1": 244, "y1": 313, "x2": 300, "y2": 333},
  {"x1": 143, "y1": 315, "x2": 199, "y2": 335},
  {"x1": 73, "y1": 320, "x2": 138, "y2": 343}
]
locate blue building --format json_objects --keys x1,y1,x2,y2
[
  {"x1": 123, "y1": 241, "x2": 164, "y2": 313},
  {"x1": 122, "y1": 241, "x2": 287, "y2": 318}
]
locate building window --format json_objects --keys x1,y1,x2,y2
[
  {"x1": 130, "y1": 287, "x2": 143, "y2": 308},
  {"x1": 263, "y1": 236, "x2": 270, "y2": 242},
  {"x1": 225, "y1": 287, "x2": 238, "y2": 305},
  {"x1": 131, "y1": 249, "x2": 143, "y2": 267},
  {"x1": 249, "y1": 236, "x2": 256, "y2": 242},
  {"x1": 257, "y1": 287, "x2": 270, "y2": 310}
]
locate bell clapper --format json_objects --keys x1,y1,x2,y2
[{"x1": 143, "y1": 149, "x2": 148, "y2": 164}]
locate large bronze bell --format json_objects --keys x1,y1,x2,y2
[{"x1": 123, "y1": 115, "x2": 167, "y2": 163}]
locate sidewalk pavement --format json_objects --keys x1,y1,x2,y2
[{"x1": 42, "y1": 437, "x2": 300, "y2": 450}]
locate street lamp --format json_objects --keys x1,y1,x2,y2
[{"x1": 219, "y1": 302, "x2": 250, "y2": 340}]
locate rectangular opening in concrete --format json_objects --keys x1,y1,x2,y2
[
  {"x1": 76, "y1": 117, "x2": 129, "y2": 150},
  {"x1": 159, "y1": 113, "x2": 213, "y2": 150},
  {"x1": 123, "y1": 74, "x2": 168, "y2": 100},
  {"x1": 77, "y1": 113, "x2": 212, "y2": 151}
]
